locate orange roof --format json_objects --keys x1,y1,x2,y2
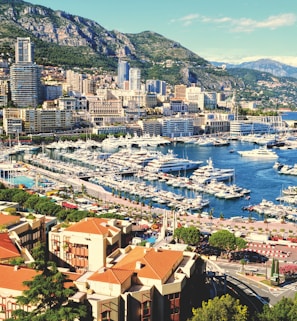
[
  {"x1": 0, "y1": 213, "x2": 20, "y2": 227},
  {"x1": 0, "y1": 233, "x2": 20, "y2": 259},
  {"x1": 0, "y1": 264, "x2": 38, "y2": 291},
  {"x1": 0, "y1": 264, "x2": 81, "y2": 292},
  {"x1": 114, "y1": 247, "x2": 183, "y2": 281},
  {"x1": 63, "y1": 271, "x2": 83, "y2": 288},
  {"x1": 65, "y1": 217, "x2": 119, "y2": 235},
  {"x1": 88, "y1": 268, "x2": 133, "y2": 284}
]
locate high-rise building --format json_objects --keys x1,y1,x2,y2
[
  {"x1": 15, "y1": 37, "x2": 34, "y2": 63},
  {"x1": 129, "y1": 67, "x2": 141, "y2": 91},
  {"x1": 117, "y1": 60, "x2": 130, "y2": 89},
  {"x1": 146, "y1": 79, "x2": 166, "y2": 95},
  {"x1": 10, "y1": 38, "x2": 42, "y2": 108}
]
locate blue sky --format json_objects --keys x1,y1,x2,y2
[{"x1": 30, "y1": 0, "x2": 297, "y2": 65}]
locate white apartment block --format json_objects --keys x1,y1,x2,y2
[
  {"x1": 58, "y1": 96, "x2": 88, "y2": 111},
  {"x1": 198, "y1": 92, "x2": 217, "y2": 110},
  {"x1": 161, "y1": 117, "x2": 194, "y2": 137},
  {"x1": 20, "y1": 108, "x2": 74, "y2": 133},
  {"x1": 129, "y1": 68, "x2": 141, "y2": 91}
]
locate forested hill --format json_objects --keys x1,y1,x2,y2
[{"x1": 0, "y1": 0, "x2": 242, "y2": 88}]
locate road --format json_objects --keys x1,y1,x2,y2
[{"x1": 212, "y1": 260, "x2": 297, "y2": 306}]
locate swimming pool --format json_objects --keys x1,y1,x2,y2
[
  {"x1": 8, "y1": 176, "x2": 35, "y2": 188},
  {"x1": 146, "y1": 236, "x2": 157, "y2": 244}
]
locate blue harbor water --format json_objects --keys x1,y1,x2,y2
[{"x1": 137, "y1": 140, "x2": 297, "y2": 220}]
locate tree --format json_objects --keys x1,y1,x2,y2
[
  {"x1": 209, "y1": 230, "x2": 246, "y2": 253},
  {"x1": 7, "y1": 245, "x2": 89, "y2": 321},
  {"x1": 173, "y1": 226, "x2": 200, "y2": 245},
  {"x1": 257, "y1": 296, "x2": 297, "y2": 321},
  {"x1": 209, "y1": 230, "x2": 236, "y2": 252},
  {"x1": 190, "y1": 294, "x2": 249, "y2": 321},
  {"x1": 23, "y1": 194, "x2": 40, "y2": 211},
  {"x1": 235, "y1": 237, "x2": 247, "y2": 251}
]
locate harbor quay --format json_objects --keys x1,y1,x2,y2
[{"x1": 4, "y1": 162, "x2": 297, "y2": 261}]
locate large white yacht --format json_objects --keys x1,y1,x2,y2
[
  {"x1": 190, "y1": 157, "x2": 235, "y2": 183},
  {"x1": 237, "y1": 146, "x2": 278, "y2": 159},
  {"x1": 144, "y1": 150, "x2": 203, "y2": 173}
]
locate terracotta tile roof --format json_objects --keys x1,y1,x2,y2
[
  {"x1": 0, "y1": 264, "x2": 38, "y2": 291},
  {"x1": 65, "y1": 217, "x2": 119, "y2": 235},
  {"x1": 63, "y1": 271, "x2": 83, "y2": 288},
  {"x1": 0, "y1": 264, "x2": 81, "y2": 292},
  {"x1": 88, "y1": 268, "x2": 133, "y2": 284},
  {"x1": 0, "y1": 233, "x2": 20, "y2": 259},
  {"x1": 0, "y1": 213, "x2": 20, "y2": 227},
  {"x1": 114, "y1": 247, "x2": 183, "y2": 281}
]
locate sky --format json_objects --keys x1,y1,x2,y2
[{"x1": 30, "y1": 0, "x2": 297, "y2": 66}]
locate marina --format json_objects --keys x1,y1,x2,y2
[{"x1": 1, "y1": 131, "x2": 295, "y2": 221}]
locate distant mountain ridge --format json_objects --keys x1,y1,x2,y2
[
  {"x1": 0, "y1": 0, "x2": 241, "y2": 89},
  {"x1": 212, "y1": 59, "x2": 297, "y2": 79}
]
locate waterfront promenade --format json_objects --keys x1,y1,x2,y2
[{"x1": 2, "y1": 161, "x2": 297, "y2": 264}]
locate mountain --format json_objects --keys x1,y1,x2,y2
[
  {"x1": 0, "y1": 0, "x2": 241, "y2": 89},
  {"x1": 212, "y1": 59, "x2": 297, "y2": 79}
]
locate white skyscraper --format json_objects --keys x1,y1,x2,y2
[
  {"x1": 10, "y1": 37, "x2": 42, "y2": 108},
  {"x1": 15, "y1": 37, "x2": 34, "y2": 63},
  {"x1": 129, "y1": 68, "x2": 141, "y2": 91}
]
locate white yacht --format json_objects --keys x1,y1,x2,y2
[
  {"x1": 237, "y1": 146, "x2": 278, "y2": 159},
  {"x1": 190, "y1": 158, "x2": 235, "y2": 183},
  {"x1": 144, "y1": 150, "x2": 203, "y2": 173}
]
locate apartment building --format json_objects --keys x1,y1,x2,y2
[
  {"x1": 75, "y1": 245, "x2": 203, "y2": 321},
  {"x1": 0, "y1": 264, "x2": 82, "y2": 320},
  {"x1": 20, "y1": 108, "x2": 74, "y2": 133},
  {"x1": 137, "y1": 119, "x2": 162, "y2": 136},
  {"x1": 48, "y1": 217, "x2": 132, "y2": 272},
  {"x1": 161, "y1": 117, "x2": 194, "y2": 138},
  {"x1": 10, "y1": 38, "x2": 43, "y2": 108}
]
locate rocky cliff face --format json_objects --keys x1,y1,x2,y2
[
  {"x1": 0, "y1": 1, "x2": 138, "y2": 56},
  {"x1": 0, "y1": 0, "x2": 242, "y2": 88}
]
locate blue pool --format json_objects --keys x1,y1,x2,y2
[
  {"x1": 5, "y1": 176, "x2": 53, "y2": 188},
  {"x1": 146, "y1": 236, "x2": 157, "y2": 244},
  {"x1": 8, "y1": 176, "x2": 35, "y2": 188}
]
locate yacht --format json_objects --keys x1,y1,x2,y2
[
  {"x1": 144, "y1": 150, "x2": 203, "y2": 173},
  {"x1": 237, "y1": 146, "x2": 278, "y2": 159},
  {"x1": 190, "y1": 158, "x2": 235, "y2": 183}
]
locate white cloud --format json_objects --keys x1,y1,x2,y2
[
  {"x1": 171, "y1": 14, "x2": 200, "y2": 26},
  {"x1": 231, "y1": 13, "x2": 297, "y2": 32},
  {"x1": 174, "y1": 13, "x2": 296, "y2": 32}
]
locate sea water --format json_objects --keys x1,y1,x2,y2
[{"x1": 153, "y1": 140, "x2": 297, "y2": 220}]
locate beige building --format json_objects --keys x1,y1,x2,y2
[
  {"x1": 174, "y1": 85, "x2": 187, "y2": 100},
  {"x1": 48, "y1": 217, "x2": 132, "y2": 272},
  {"x1": 2, "y1": 108, "x2": 23, "y2": 134},
  {"x1": 20, "y1": 108, "x2": 74, "y2": 133},
  {"x1": 75, "y1": 245, "x2": 202, "y2": 321},
  {"x1": 137, "y1": 119, "x2": 162, "y2": 136}
]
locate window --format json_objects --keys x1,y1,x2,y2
[
  {"x1": 142, "y1": 300, "x2": 151, "y2": 317},
  {"x1": 101, "y1": 310, "x2": 110, "y2": 321}
]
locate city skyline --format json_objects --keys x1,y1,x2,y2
[{"x1": 30, "y1": 0, "x2": 297, "y2": 66}]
